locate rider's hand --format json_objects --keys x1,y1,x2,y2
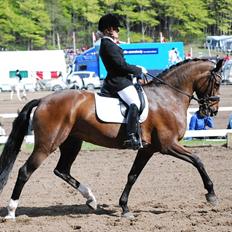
[{"x1": 137, "y1": 65, "x2": 148, "y2": 74}]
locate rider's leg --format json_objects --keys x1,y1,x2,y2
[
  {"x1": 126, "y1": 103, "x2": 140, "y2": 149},
  {"x1": 118, "y1": 85, "x2": 141, "y2": 150}
]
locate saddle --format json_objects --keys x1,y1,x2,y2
[{"x1": 95, "y1": 83, "x2": 149, "y2": 123}]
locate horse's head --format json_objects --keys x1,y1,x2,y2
[{"x1": 195, "y1": 59, "x2": 224, "y2": 117}]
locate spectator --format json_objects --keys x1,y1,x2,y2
[
  {"x1": 185, "y1": 52, "x2": 192, "y2": 59},
  {"x1": 224, "y1": 54, "x2": 230, "y2": 61},
  {"x1": 189, "y1": 110, "x2": 214, "y2": 130},
  {"x1": 187, "y1": 110, "x2": 214, "y2": 140},
  {"x1": 227, "y1": 114, "x2": 232, "y2": 129},
  {"x1": 216, "y1": 54, "x2": 220, "y2": 62},
  {"x1": 168, "y1": 47, "x2": 182, "y2": 66}
]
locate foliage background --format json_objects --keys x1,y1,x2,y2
[{"x1": 0, "y1": 0, "x2": 231, "y2": 50}]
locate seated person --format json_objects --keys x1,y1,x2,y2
[
  {"x1": 189, "y1": 110, "x2": 214, "y2": 130},
  {"x1": 227, "y1": 114, "x2": 232, "y2": 129}
]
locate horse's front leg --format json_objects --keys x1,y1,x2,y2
[
  {"x1": 166, "y1": 143, "x2": 218, "y2": 205},
  {"x1": 119, "y1": 147, "x2": 153, "y2": 219}
]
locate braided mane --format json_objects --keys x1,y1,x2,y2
[
  {"x1": 156, "y1": 58, "x2": 211, "y2": 79},
  {"x1": 147, "y1": 58, "x2": 213, "y2": 87}
]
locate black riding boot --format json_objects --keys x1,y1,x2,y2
[{"x1": 124, "y1": 104, "x2": 141, "y2": 150}]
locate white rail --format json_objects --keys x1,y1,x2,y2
[
  {"x1": 184, "y1": 129, "x2": 232, "y2": 138},
  {"x1": 1, "y1": 131, "x2": 232, "y2": 144},
  {"x1": 187, "y1": 106, "x2": 232, "y2": 113},
  {"x1": 0, "y1": 113, "x2": 18, "y2": 118},
  {"x1": 0, "y1": 135, "x2": 34, "y2": 144},
  {"x1": 1, "y1": 107, "x2": 231, "y2": 119},
  {"x1": 0, "y1": 107, "x2": 231, "y2": 144}
]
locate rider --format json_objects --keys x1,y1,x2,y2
[
  {"x1": 16, "y1": 69, "x2": 22, "y2": 82},
  {"x1": 98, "y1": 13, "x2": 147, "y2": 150}
]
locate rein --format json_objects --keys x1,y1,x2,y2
[
  {"x1": 146, "y1": 72, "x2": 198, "y2": 102},
  {"x1": 146, "y1": 72, "x2": 220, "y2": 104}
]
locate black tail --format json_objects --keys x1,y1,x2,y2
[{"x1": 0, "y1": 99, "x2": 40, "y2": 193}]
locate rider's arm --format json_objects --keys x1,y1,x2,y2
[
  {"x1": 205, "y1": 117, "x2": 214, "y2": 128},
  {"x1": 189, "y1": 114, "x2": 197, "y2": 130}
]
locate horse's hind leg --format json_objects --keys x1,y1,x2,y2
[
  {"x1": 54, "y1": 136, "x2": 97, "y2": 210},
  {"x1": 5, "y1": 150, "x2": 49, "y2": 220},
  {"x1": 166, "y1": 143, "x2": 218, "y2": 205}
]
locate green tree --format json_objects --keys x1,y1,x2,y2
[
  {"x1": 205, "y1": 0, "x2": 232, "y2": 35},
  {"x1": 11, "y1": 0, "x2": 51, "y2": 49},
  {"x1": 0, "y1": 0, "x2": 17, "y2": 49},
  {"x1": 154, "y1": 0, "x2": 214, "y2": 42},
  {"x1": 0, "y1": 0, "x2": 232, "y2": 50},
  {"x1": 113, "y1": 0, "x2": 158, "y2": 42},
  {"x1": 48, "y1": 0, "x2": 102, "y2": 49}
]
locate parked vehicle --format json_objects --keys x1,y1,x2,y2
[
  {"x1": 67, "y1": 71, "x2": 101, "y2": 90},
  {"x1": 43, "y1": 78, "x2": 68, "y2": 91}
]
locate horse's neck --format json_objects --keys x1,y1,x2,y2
[
  {"x1": 161, "y1": 70, "x2": 192, "y2": 96},
  {"x1": 158, "y1": 64, "x2": 200, "y2": 110}
]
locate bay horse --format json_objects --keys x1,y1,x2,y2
[{"x1": 0, "y1": 59, "x2": 223, "y2": 220}]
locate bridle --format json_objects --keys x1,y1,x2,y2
[
  {"x1": 146, "y1": 69, "x2": 222, "y2": 116},
  {"x1": 196, "y1": 70, "x2": 221, "y2": 116}
]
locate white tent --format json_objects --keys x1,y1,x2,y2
[
  {"x1": 205, "y1": 35, "x2": 232, "y2": 50},
  {"x1": 223, "y1": 39, "x2": 232, "y2": 52}
]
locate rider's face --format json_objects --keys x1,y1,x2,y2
[{"x1": 105, "y1": 27, "x2": 119, "y2": 42}]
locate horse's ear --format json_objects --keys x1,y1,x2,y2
[{"x1": 213, "y1": 59, "x2": 225, "y2": 72}]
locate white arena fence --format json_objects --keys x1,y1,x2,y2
[{"x1": 0, "y1": 107, "x2": 232, "y2": 144}]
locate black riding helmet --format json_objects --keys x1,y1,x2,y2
[{"x1": 98, "y1": 13, "x2": 121, "y2": 32}]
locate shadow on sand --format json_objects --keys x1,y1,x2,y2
[{"x1": 0, "y1": 203, "x2": 117, "y2": 218}]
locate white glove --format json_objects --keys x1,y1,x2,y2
[{"x1": 137, "y1": 65, "x2": 148, "y2": 74}]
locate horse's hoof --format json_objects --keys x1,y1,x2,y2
[
  {"x1": 3, "y1": 215, "x2": 16, "y2": 221},
  {"x1": 122, "y1": 212, "x2": 135, "y2": 220},
  {"x1": 86, "y1": 199, "x2": 97, "y2": 210},
  {"x1": 205, "y1": 193, "x2": 219, "y2": 206}
]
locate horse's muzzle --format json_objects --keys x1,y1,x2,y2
[
  {"x1": 209, "y1": 96, "x2": 220, "y2": 116},
  {"x1": 210, "y1": 109, "x2": 218, "y2": 116}
]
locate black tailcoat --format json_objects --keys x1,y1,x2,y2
[{"x1": 99, "y1": 37, "x2": 142, "y2": 93}]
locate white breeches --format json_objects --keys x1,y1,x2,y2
[{"x1": 118, "y1": 85, "x2": 141, "y2": 109}]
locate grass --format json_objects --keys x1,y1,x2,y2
[
  {"x1": 0, "y1": 139, "x2": 227, "y2": 153},
  {"x1": 184, "y1": 43, "x2": 228, "y2": 58},
  {"x1": 180, "y1": 139, "x2": 227, "y2": 147},
  {"x1": 0, "y1": 142, "x2": 103, "y2": 153}
]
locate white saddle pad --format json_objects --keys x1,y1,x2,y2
[{"x1": 95, "y1": 92, "x2": 149, "y2": 123}]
